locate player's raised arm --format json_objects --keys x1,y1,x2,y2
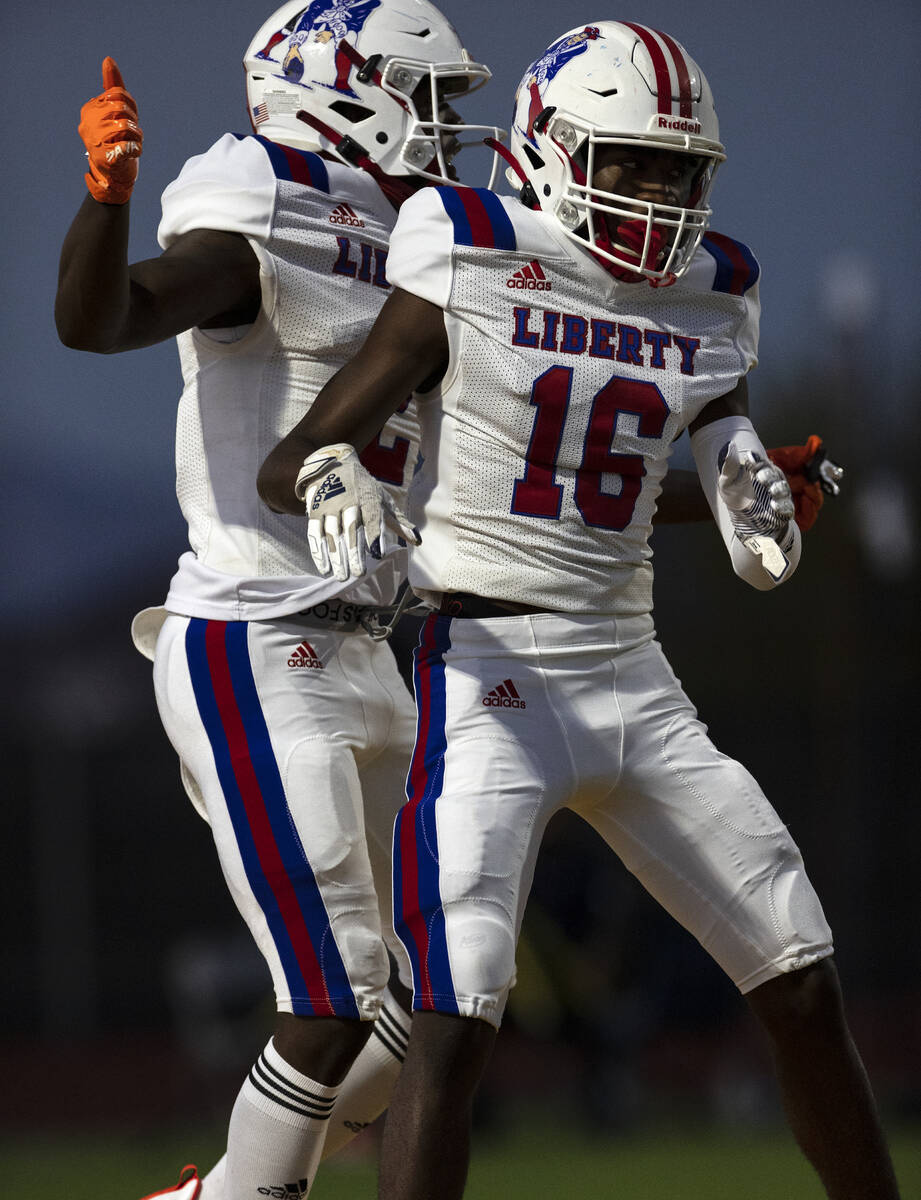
[
  {"x1": 55, "y1": 58, "x2": 260, "y2": 354},
  {"x1": 689, "y1": 376, "x2": 802, "y2": 589}
]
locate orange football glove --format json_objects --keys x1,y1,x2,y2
[
  {"x1": 78, "y1": 57, "x2": 143, "y2": 204},
  {"x1": 766, "y1": 435, "x2": 824, "y2": 532}
]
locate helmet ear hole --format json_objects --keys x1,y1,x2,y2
[
  {"x1": 522, "y1": 143, "x2": 544, "y2": 171},
  {"x1": 329, "y1": 100, "x2": 376, "y2": 125}
]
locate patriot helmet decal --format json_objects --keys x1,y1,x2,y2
[
  {"x1": 254, "y1": 0, "x2": 382, "y2": 96},
  {"x1": 244, "y1": 0, "x2": 502, "y2": 184},
  {"x1": 521, "y1": 25, "x2": 601, "y2": 146},
  {"x1": 508, "y1": 21, "x2": 726, "y2": 284}
]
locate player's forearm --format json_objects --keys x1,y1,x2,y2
[
  {"x1": 258, "y1": 360, "x2": 408, "y2": 515},
  {"x1": 259, "y1": 434, "x2": 324, "y2": 514},
  {"x1": 261, "y1": 293, "x2": 446, "y2": 514},
  {"x1": 55, "y1": 193, "x2": 134, "y2": 353}
]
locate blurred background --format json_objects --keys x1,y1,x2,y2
[{"x1": 2, "y1": 0, "x2": 919, "y2": 1195}]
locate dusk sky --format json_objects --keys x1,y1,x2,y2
[{"x1": 3, "y1": 0, "x2": 919, "y2": 630}]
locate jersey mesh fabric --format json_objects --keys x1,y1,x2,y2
[
  {"x1": 160, "y1": 135, "x2": 420, "y2": 614},
  {"x1": 389, "y1": 191, "x2": 759, "y2": 615},
  {"x1": 174, "y1": 332, "x2": 213, "y2": 557}
]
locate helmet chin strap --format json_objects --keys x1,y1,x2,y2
[
  {"x1": 337, "y1": 40, "x2": 410, "y2": 114},
  {"x1": 295, "y1": 109, "x2": 418, "y2": 209},
  {"x1": 485, "y1": 138, "x2": 539, "y2": 209},
  {"x1": 290, "y1": 37, "x2": 440, "y2": 209},
  {"x1": 485, "y1": 137, "x2": 526, "y2": 184}
]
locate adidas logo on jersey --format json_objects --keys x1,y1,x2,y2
[
  {"x1": 288, "y1": 641, "x2": 324, "y2": 669},
  {"x1": 506, "y1": 260, "x2": 551, "y2": 291},
  {"x1": 329, "y1": 203, "x2": 365, "y2": 228},
  {"x1": 482, "y1": 679, "x2": 526, "y2": 709},
  {"x1": 257, "y1": 1180, "x2": 309, "y2": 1199}
]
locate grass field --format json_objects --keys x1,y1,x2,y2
[{"x1": 3, "y1": 1121, "x2": 919, "y2": 1199}]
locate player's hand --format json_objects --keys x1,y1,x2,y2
[
  {"x1": 295, "y1": 443, "x2": 420, "y2": 582},
  {"x1": 78, "y1": 57, "x2": 143, "y2": 205},
  {"x1": 718, "y1": 444, "x2": 796, "y2": 580},
  {"x1": 718, "y1": 443, "x2": 794, "y2": 540},
  {"x1": 767, "y1": 435, "x2": 824, "y2": 532}
]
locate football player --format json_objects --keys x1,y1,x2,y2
[
  {"x1": 258, "y1": 20, "x2": 898, "y2": 1200},
  {"x1": 55, "y1": 3, "x2": 502, "y2": 1199}
]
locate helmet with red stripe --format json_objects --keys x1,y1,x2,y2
[
  {"x1": 244, "y1": 0, "x2": 500, "y2": 184},
  {"x1": 507, "y1": 21, "x2": 725, "y2": 283}
]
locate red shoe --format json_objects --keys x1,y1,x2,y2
[{"x1": 139, "y1": 1165, "x2": 201, "y2": 1200}]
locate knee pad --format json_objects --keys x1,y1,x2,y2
[{"x1": 443, "y1": 902, "x2": 518, "y2": 1012}]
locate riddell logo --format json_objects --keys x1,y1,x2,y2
[
  {"x1": 329, "y1": 203, "x2": 365, "y2": 227},
  {"x1": 506, "y1": 260, "x2": 551, "y2": 291},
  {"x1": 482, "y1": 679, "x2": 526, "y2": 709},
  {"x1": 288, "y1": 641, "x2": 324, "y2": 669},
  {"x1": 656, "y1": 115, "x2": 701, "y2": 134}
]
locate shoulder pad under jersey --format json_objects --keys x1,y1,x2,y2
[
  {"x1": 429, "y1": 185, "x2": 519, "y2": 250},
  {"x1": 679, "y1": 230, "x2": 761, "y2": 371},
  {"x1": 388, "y1": 186, "x2": 546, "y2": 307},
  {"x1": 158, "y1": 133, "x2": 281, "y2": 248},
  {"x1": 699, "y1": 230, "x2": 761, "y2": 296},
  {"x1": 234, "y1": 134, "x2": 395, "y2": 213},
  {"x1": 158, "y1": 133, "x2": 385, "y2": 249},
  {"x1": 233, "y1": 133, "x2": 333, "y2": 192}
]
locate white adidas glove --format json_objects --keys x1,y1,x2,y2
[
  {"x1": 295, "y1": 443, "x2": 419, "y2": 582},
  {"x1": 718, "y1": 443, "x2": 796, "y2": 579}
]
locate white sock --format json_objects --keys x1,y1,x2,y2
[
  {"x1": 222, "y1": 1038, "x2": 338, "y2": 1200},
  {"x1": 197, "y1": 999, "x2": 411, "y2": 1195},
  {"x1": 198, "y1": 1157, "x2": 225, "y2": 1200},
  {"x1": 321, "y1": 993, "x2": 411, "y2": 1158}
]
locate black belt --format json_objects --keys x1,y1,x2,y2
[{"x1": 437, "y1": 592, "x2": 555, "y2": 619}]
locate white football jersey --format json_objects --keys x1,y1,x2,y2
[
  {"x1": 156, "y1": 133, "x2": 419, "y2": 620},
  {"x1": 386, "y1": 187, "x2": 761, "y2": 615}
]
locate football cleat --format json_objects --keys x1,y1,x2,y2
[{"x1": 138, "y1": 1164, "x2": 201, "y2": 1200}]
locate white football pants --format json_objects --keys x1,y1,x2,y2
[
  {"x1": 149, "y1": 612, "x2": 416, "y2": 1019},
  {"x1": 394, "y1": 611, "x2": 834, "y2": 1029}
]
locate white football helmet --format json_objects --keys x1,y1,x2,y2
[
  {"x1": 244, "y1": 0, "x2": 501, "y2": 184},
  {"x1": 507, "y1": 21, "x2": 726, "y2": 283}
]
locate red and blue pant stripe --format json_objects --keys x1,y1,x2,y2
[
  {"x1": 185, "y1": 618, "x2": 358, "y2": 1018},
  {"x1": 393, "y1": 615, "x2": 459, "y2": 1014}
]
